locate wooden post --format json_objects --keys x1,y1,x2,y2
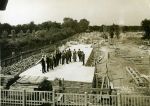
[
  {"x1": 84, "y1": 92, "x2": 88, "y2": 106},
  {"x1": 117, "y1": 93, "x2": 121, "y2": 106},
  {"x1": 149, "y1": 54, "x2": 150, "y2": 65},
  {"x1": 52, "y1": 89, "x2": 55, "y2": 106},
  {"x1": 22, "y1": 90, "x2": 26, "y2": 106}
]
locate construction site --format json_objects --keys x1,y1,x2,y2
[
  {"x1": 1, "y1": 0, "x2": 150, "y2": 105},
  {"x1": 1, "y1": 32, "x2": 150, "y2": 106}
]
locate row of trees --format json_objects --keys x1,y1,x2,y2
[
  {"x1": 89, "y1": 25, "x2": 142, "y2": 32},
  {"x1": 141, "y1": 19, "x2": 150, "y2": 39},
  {"x1": 1, "y1": 18, "x2": 150, "y2": 60},
  {"x1": 89, "y1": 19, "x2": 150, "y2": 40},
  {"x1": 0, "y1": 18, "x2": 90, "y2": 60},
  {"x1": 1, "y1": 19, "x2": 149, "y2": 40},
  {"x1": 0, "y1": 18, "x2": 89, "y2": 38}
]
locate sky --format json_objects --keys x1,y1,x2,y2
[{"x1": 0, "y1": 0, "x2": 150, "y2": 26}]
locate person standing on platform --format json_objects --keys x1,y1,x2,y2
[
  {"x1": 53, "y1": 54, "x2": 57, "y2": 67},
  {"x1": 73, "y1": 49, "x2": 77, "y2": 62},
  {"x1": 61, "y1": 51, "x2": 66, "y2": 65},
  {"x1": 81, "y1": 51, "x2": 85, "y2": 65},
  {"x1": 49, "y1": 54, "x2": 54, "y2": 70},
  {"x1": 78, "y1": 49, "x2": 82, "y2": 61},
  {"x1": 58, "y1": 50, "x2": 62, "y2": 64},
  {"x1": 46, "y1": 56, "x2": 50, "y2": 72},
  {"x1": 56, "y1": 50, "x2": 59, "y2": 66},
  {"x1": 36, "y1": 55, "x2": 46, "y2": 73},
  {"x1": 68, "y1": 48, "x2": 72, "y2": 62},
  {"x1": 42, "y1": 56, "x2": 46, "y2": 73},
  {"x1": 66, "y1": 50, "x2": 69, "y2": 64}
]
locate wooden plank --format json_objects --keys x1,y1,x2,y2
[
  {"x1": 126, "y1": 66, "x2": 144, "y2": 86},
  {"x1": 100, "y1": 76, "x2": 105, "y2": 96},
  {"x1": 57, "y1": 94, "x2": 64, "y2": 102},
  {"x1": 141, "y1": 75, "x2": 150, "y2": 82},
  {"x1": 126, "y1": 67, "x2": 139, "y2": 85}
]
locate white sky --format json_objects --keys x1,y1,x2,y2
[{"x1": 0, "y1": 0, "x2": 150, "y2": 25}]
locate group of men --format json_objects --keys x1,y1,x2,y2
[{"x1": 38, "y1": 49, "x2": 85, "y2": 73}]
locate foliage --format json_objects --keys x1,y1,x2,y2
[
  {"x1": 78, "y1": 19, "x2": 89, "y2": 32},
  {"x1": 108, "y1": 24, "x2": 120, "y2": 39},
  {"x1": 38, "y1": 80, "x2": 53, "y2": 91},
  {"x1": 114, "y1": 24, "x2": 120, "y2": 39},
  {"x1": 122, "y1": 26, "x2": 142, "y2": 32},
  {"x1": 109, "y1": 24, "x2": 115, "y2": 38},
  {"x1": 141, "y1": 19, "x2": 150, "y2": 39},
  {"x1": 5, "y1": 75, "x2": 20, "y2": 89},
  {"x1": 0, "y1": 18, "x2": 90, "y2": 60},
  {"x1": 62, "y1": 18, "x2": 79, "y2": 32},
  {"x1": 0, "y1": 18, "x2": 145, "y2": 60},
  {"x1": 89, "y1": 25, "x2": 103, "y2": 32},
  {"x1": 1, "y1": 30, "x2": 8, "y2": 38},
  {"x1": 89, "y1": 25, "x2": 142, "y2": 33}
]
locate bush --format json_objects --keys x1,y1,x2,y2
[
  {"x1": 38, "y1": 80, "x2": 53, "y2": 91},
  {"x1": 5, "y1": 75, "x2": 20, "y2": 89}
]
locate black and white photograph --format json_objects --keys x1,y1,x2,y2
[{"x1": 0, "y1": 0, "x2": 150, "y2": 106}]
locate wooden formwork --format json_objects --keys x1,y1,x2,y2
[{"x1": 126, "y1": 66, "x2": 147, "y2": 87}]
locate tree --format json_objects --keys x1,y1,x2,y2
[
  {"x1": 62, "y1": 17, "x2": 79, "y2": 33},
  {"x1": 89, "y1": 25, "x2": 103, "y2": 32},
  {"x1": 114, "y1": 25, "x2": 120, "y2": 39},
  {"x1": 109, "y1": 24, "x2": 120, "y2": 39},
  {"x1": 1, "y1": 30, "x2": 8, "y2": 38},
  {"x1": 109, "y1": 24, "x2": 115, "y2": 38},
  {"x1": 1, "y1": 18, "x2": 90, "y2": 60},
  {"x1": 11, "y1": 29, "x2": 16, "y2": 37},
  {"x1": 109, "y1": 30, "x2": 114, "y2": 39},
  {"x1": 17, "y1": 30, "x2": 24, "y2": 37},
  {"x1": 78, "y1": 19, "x2": 89, "y2": 32},
  {"x1": 1, "y1": 23, "x2": 12, "y2": 34},
  {"x1": 141, "y1": 19, "x2": 150, "y2": 39},
  {"x1": 15, "y1": 24, "x2": 22, "y2": 33},
  {"x1": 28, "y1": 21, "x2": 36, "y2": 31},
  {"x1": 40, "y1": 22, "x2": 49, "y2": 30},
  {"x1": 26, "y1": 29, "x2": 30, "y2": 34}
]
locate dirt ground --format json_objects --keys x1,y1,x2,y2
[
  {"x1": 77, "y1": 32, "x2": 150, "y2": 91},
  {"x1": 94, "y1": 33, "x2": 150, "y2": 94}
]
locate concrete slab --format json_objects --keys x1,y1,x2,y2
[{"x1": 19, "y1": 44, "x2": 95, "y2": 83}]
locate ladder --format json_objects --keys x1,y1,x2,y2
[{"x1": 126, "y1": 66, "x2": 145, "y2": 87}]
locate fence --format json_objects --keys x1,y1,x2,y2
[
  {"x1": 1, "y1": 49, "x2": 41, "y2": 67},
  {"x1": 1, "y1": 43, "x2": 57, "y2": 67},
  {"x1": 0, "y1": 90, "x2": 53, "y2": 106},
  {"x1": 121, "y1": 95, "x2": 150, "y2": 106},
  {"x1": 0, "y1": 89, "x2": 150, "y2": 106}
]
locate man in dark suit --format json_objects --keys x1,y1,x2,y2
[
  {"x1": 81, "y1": 51, "x2": 85, "y2": 65},
  {"x1": 46, "y1": 56, "x2": 50, "y2": 72},
  {"x1": 49, "y1": 54, "x2": 54, "y2": 70},
  {"x1": 40, "y1": 56, "x2": 46, "y2": 73},
  {"x1": 68, "y1": 48, "x2": 72, "y2": 62}
]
